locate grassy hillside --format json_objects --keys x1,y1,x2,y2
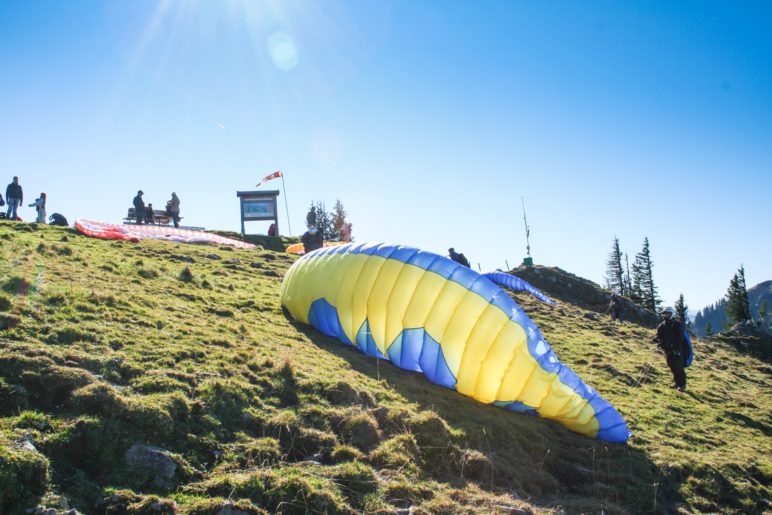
[{"x1": 0, "y1": 222, "x2": 769, "y2": 514}]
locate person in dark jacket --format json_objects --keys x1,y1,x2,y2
[
  {"x1": 49, "y1": 213, "x2": 69, "y2": 227},
  {"x1": 6, "y1": 176, "x2": 23, "y2": 221},
  {"x1": 166, "y1": 192, "x2": 181, "y2": 228},
  {"x1": 301, "y1": 225, "x2": 324, "y2": 253},
  {"x1": 448, "y1": 248, "x2": 470, "y2": 267},
  {"x1": 608, "y1": 294, "x2": 623, "y2": 322},
  {"x1": 652, "y1": 306, "x2": 688, "y2": 391},
  {"x1": 133, "y1": 190, "x2": 145, "y2": 225}
]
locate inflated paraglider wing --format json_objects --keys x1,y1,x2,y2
[
  {"x1": 75, "y1": 219, "x2": 255, "y2": 249},
  {"x1": 281, "y1": 242, "x2": 630, "y2": 443},
  {"x1": 483, "y1": 272, "x2": 556, "y2": 305}
]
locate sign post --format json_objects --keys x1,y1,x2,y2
[{"x1": 237, "y1": 190, "x2": 280, "y2": 236}]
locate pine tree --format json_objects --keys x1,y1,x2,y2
[
  {"x1": 630, "y1": 258, "x2": 644, "y2": 305},
  {"x1": 604, "y1": 237, "x2": 625, "y2": 296},
  {"x1": 705, "y1": 321, "x2": 713, "y2": 336},
  {"x1": 331, "y1": 199, "x2": 348, "y2": 241},
  {"x1": 674, "y1": 293, "x2": 689, "y2": 327},
  {"x1": 313, "y1": 201, "x2": 335, "y2": 241},
  {"x1": 623, "y1": 253, "x2": 633, "y2": 297},
  {"x1": 635, "y1": 237, "x2": 660, "y2": 312},
  {"x1": 725, "y1": 265, "x2": 751, "y2": 324},
  {"x1": 759, "y1": 300, "x2": 768, "y2": 324}
]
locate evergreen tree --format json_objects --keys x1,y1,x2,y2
[
  {"x1": 604, "y1": 237, "x2": 625, "y2": 296},
  {"x1": 759, "y1": 300, "x2": 768, "y2": 324},
  {"x1": 623, "y1": 253, "x2": 633, "y2": 297},
  {"x1": 313, "y1": 201, "x2": 335, "y2": 241},
  {"x1": 630, "y1": 258, "x2": 644, "y2": 304},
  {"x1": 331, "y1": 199, "x2": 348, "y2": 241},
  {"x1": 705, "y1": 321, "x2": 713, "y2": 336},
  {"x1": 725, "y1": 264, "x2": 751, "y2": 324},
  {"x1": 635, "y1": 237, "x2": 660, "y2": 312},
  {"x1": 674, "y1": 293, "x2": 690, "y2": 327}
]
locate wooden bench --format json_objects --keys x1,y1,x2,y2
[{"x1": 124, "y1": 207, "x2": 182, "y2": 226}]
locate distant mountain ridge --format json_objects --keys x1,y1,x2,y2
[{"x1": 694, "y1": 280, "x2": 772, "y2": 337}]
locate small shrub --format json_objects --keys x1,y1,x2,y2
[
  {"x1": 0, "y1": 446, "x2": 49, "y2": 513},
  {"x1": 14, "y1": 411, "x2": 51, "y2": 431},
  {"x1": 47, "y1": 324, "x2": 97, "y2": 345},
  {"x1": 232, "y1": 437, "x2": 283, "y2": 468},
  {"x1": 328, "y1": 461, "x2": 378, "y2": 509},
  {"x1": 0, "y1": 314, "x2": 21, "y2": 330},
  {"x1": 338, "y1": 411, "x2": 380, "y2": 452},
  {"x1": 367, "y1": 434, "x2": 420, "y2": 473},
  {"x1": 0, "y1": 294, "x2": 12, "y2": 311},
  {"x1": 197, "y1": 379, "x2": 252, "y2": 427},
  {"x1": 276, "y1": 358, "x2": 298, "y2": 406},
  {"x1": 179, "y1": 266, "x2": 194, "y2": 283},
  {"x1": 138, "y1": 268, "x2": 160, "y2": 279},
  {"x1": 330, "y1": 444, "x2": 363, "y2": 464},
  {"x1": 68, "y1": 382, "x2": 127, "y2": 417},
  {"x1": 2, "y1": 276, "x2": 33, "y2": 295},
  {"x1": 0, "y1": 378, "x2": 28, "y2": 415}
]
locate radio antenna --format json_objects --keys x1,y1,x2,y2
[{"x1": 522, "y1": 197, "x2": 533, "y2": 266}]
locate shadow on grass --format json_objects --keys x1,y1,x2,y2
[{"x1": 289, "y1": 321, "x2": 687, "y2": 513}]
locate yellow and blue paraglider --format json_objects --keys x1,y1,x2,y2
[{"x1": 280, "y1": 242, "x2": 630, "y2": 442}]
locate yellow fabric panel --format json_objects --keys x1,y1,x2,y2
[
  {"x1": 385, "y1": 264, "x2": 429, "y2": 349},
  {"x1": 422, "y1": 281, "x2": 469, "y2": 370},
  {"x1": 558, "y1": 404, "x2": 599, "y2": 435},
  {"x1": 453, "y1": 304, "x2": 509, "y2": 395},
  {"x1": 436, "y1": 292, "x2": 493, "y2": 378},
  {"x1": 516, "y1": 368, "x2": 551, "y2": 408},
  {"x1": 280, "y1": 258, "x2": 311, "y2": 323},
  {"x1": 473, "y1": 324, "x2": 524, "y2": 403},
  {"x1": 401, "y1": 270, "x2": 447, "y2": 328},
  {"x1": 333, "y1": 254, "x2": 370, "y2": 343},
  {"x1": 351, "y1": 256, "x2": 389, "y2": 345},
  {"x1": 495, "y1": 346, "x2": 537, "y2": 401},
  {"x1": 366, "y1": 259, "x2": 406, "y2": 353},
  {"x1": 554, "y1": 394, "x2": 594, "y2": 428},
  {"x1": 537, "y1": 380, "x2": 575, "y2": 417}
]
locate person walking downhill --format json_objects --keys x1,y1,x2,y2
[
  {"x1": 652, "y1": 306, "x2": 692, "y2": 391},
  {"x1": 167, "y1": 192, "x2": 181, "y2": 228},
  {"x1": 29, "y1": 192, "x2": 47, "y2": 223},
  {"x1": 6, "y1": 176, "x2": 23, "y2": 221},
  {"x1": 133, "y1": 190, "x2": 146, "y2": 225}
]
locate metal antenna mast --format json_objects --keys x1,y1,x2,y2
[
  {"x1": 522, "y1": 197, "x2": 531, "y2": 257},
  {"x1": 521, "y1": 197, "x2": 533, "y2": 266}
]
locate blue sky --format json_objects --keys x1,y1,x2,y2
[{"x1": 1, "y1": 0, "x2": 770, "y2": 313}]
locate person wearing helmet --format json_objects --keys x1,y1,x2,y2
[
  {"x1": 652, "y1": 306, "x2": 688, "y2": 391},
  {"x1": 301, "y1": 225, "x2": 324, "y2": 254}
]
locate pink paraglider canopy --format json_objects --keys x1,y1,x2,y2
[{"x1": 74, "y1": 219, "x2": 255, "y2": 249}]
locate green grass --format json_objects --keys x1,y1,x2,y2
[{"x1": 0, "y1": 221, "x2": 769, "y2": 514}]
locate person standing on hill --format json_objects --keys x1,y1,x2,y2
[
  {"x1": 301, "y1": 225, "x2": 323, "y2": 254},
  {"x1": 608, "y1": 293, "x2": 623, "y2": 322},
  {"x1": 29, "y1": 192, "x2": 47, "y2": 223},
  {"x1": 652, "y1": 306, "x2": 689, "y2": 391},
  {"x1": 133, "y1": 190, "x2": 145, "y2": 225},
  {"x1": 6, "y1": 176, "x2": 23, "y2": 220},
  {"x1": 166, "y1": 192, "x2": 181, "y2": 228}
]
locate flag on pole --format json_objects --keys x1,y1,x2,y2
[{"x1": 256, "y1": 170, "x2": 283, "y2": 188}]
